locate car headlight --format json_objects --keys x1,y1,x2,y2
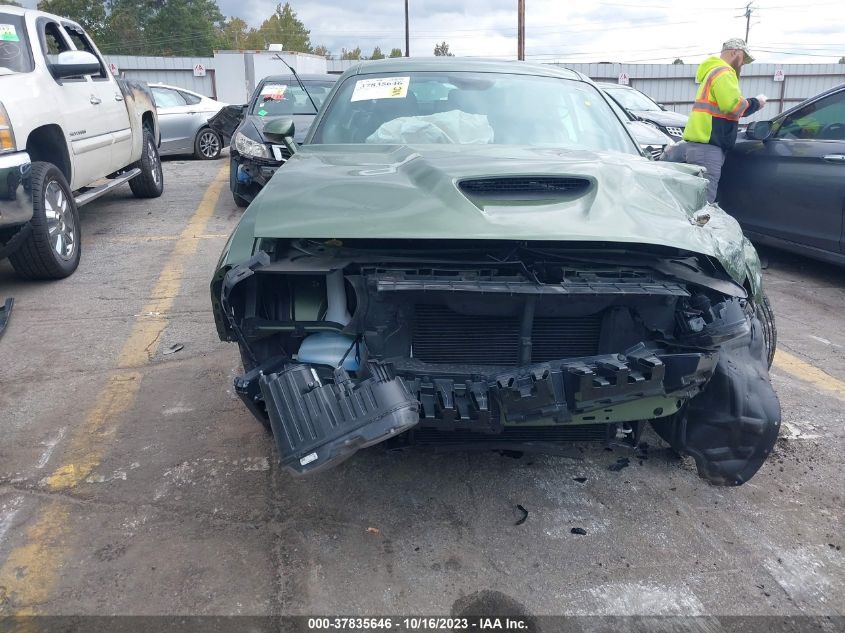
[
  {"x1": 0, "y1": 102, "x2": 17, "y2": 153},
  {"x1": 233, "y1": 132, "x2": 270, "y2": 159}
]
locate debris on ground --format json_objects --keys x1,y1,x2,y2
[
  {"x1": 514, "y1": 504, "x2": 528, "y2": 526},
  {"x1": 163, "y1": 343, "x2": 184, "y2": 355},
  {"x1": 366, "y1": 527, "x2": 380, "y2": 534},
  {"x1": 0, "y1": 297, "x2": 13, "y2": 339},
  {"x1": 571, "y1": 527, "x2": 587, "y2": 535},
  {"x1": 608, "y1": 457, "x2": 630, "y2": 472},
  {"x1": 573, "y1": 477, "x2": 587, "y2": 484}
]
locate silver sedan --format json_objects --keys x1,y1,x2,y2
[{"x1": 150, "y1": 84, "x2": 227, "y2": 160}]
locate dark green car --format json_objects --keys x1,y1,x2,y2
[{"x1": 211, "y1": 59, "x2": 779, "y2": 484}]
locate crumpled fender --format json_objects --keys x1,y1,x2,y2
[{"x1": 657, "y1": 309, "x2": 780, "y2": 485}]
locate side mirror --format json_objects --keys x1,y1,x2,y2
[
  {"x1": 263, "y1": 117, "x2": 297, "y2": 155},
  {"x1": 50, "y1": 50, "x2": 101, "y2": 79},
  {"x1": 746, "y1": 120, "x2": 774, "y2": 141},
  {"x1": 658, "y1": 103, "x2": 667, "y2": 110}
]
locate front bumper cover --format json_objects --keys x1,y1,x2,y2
[{"x1": 238, "y1": 345, "x2": 720, "y2": 476}]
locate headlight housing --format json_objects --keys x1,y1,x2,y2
[
  {"x1": 0, "y1": 102, "x2": 17, "y2": 153},
  {"x1": 233, "y1": 131, "x2": 271, "y2": 159}
]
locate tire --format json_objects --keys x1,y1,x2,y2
[
  {"x1": 129, "y1": 126, "x2": 164, "y2": 199},
  {"x1": 755, "y1": 291, "x2": 777, "y2": 369},
  {"x1": 9, "y1": 162, "x2": 81, "y2": 280},
  {"x1": 229, "y1": 157, "x2": 249, "y2": 207},
  {"x1": 233, "y1": 191, "x2": 249, "y2": 208},
  {"x1": 194, "y1": 127, "x2": 222, "y2": 160}
]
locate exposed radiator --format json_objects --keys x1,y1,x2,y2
[{"x1": 411, "y1": 304, "x2": 602, "y2": 365}]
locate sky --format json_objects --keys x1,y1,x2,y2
[{"x1": 216, "y1": 0, "x2": 845, "y2": 64}]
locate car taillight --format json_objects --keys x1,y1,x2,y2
[{"x1": 0, "y1": 102, "x2": 17, "y2": 153}]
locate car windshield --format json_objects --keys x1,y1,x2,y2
[
  {"x1": 0, "y1": 13, "x2": 34, "y2": 74},
  {"x1": 605, "y1": 87, "x2": 662, "y2": 112},
  {"x1": 311, "y1": 71, "x2": 638, "y2": 154},
  {"x1": 251, "y1": 80, "x2": 336, "y2": 116}
]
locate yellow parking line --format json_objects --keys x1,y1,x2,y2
[
  {"x1": 103, "y1": 234, "x2": 229, "y2": 243},
  {"x1": 773, "y1": 349, "x2": 845, "y2": 401},
  {"x1": 0, "y1": 164, "x2": 228, "y2": 615}
]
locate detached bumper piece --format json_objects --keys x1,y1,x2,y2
[
  {"x1": 655, "y1": 313, "x2": 781, "y2": 485},
  {"x1": 259, "y1": 361, "x2": 419, "y2": 475}
]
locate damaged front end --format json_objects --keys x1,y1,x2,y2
[{"x1": 213, "y1": 239, "x2": 779, "y2": 484}]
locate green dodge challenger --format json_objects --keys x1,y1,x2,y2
[{"x1": 211, "y1": 58, "x2": 779, "y2": 484}]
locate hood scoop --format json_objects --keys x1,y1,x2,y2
[{"x1": 458, "y1": 176, "x2": 592, "y2": 204}]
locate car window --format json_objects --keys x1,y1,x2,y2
[
  {"x1": 64, "y1": 24, "x2": 106, "y2": 79},
  {"x1": 42, "y1": 21, "x2": 70, "y2": 60},
  {"x1": 179, "y1": 90, "x2": 202, "y2": 105},
  {"x1": 152, "y1": 87, "x2": 187, "y2": 108},
  {"x1": 251, "y1": 80, "x2": 336, "y2": 116},
  {"x1": 312, "y1": 71, "x2": 638, "y2": 155},
  {"x1": 0, "y1": 13, "x2": 34, "y2": 73},
  {"x1": 603, "y1": 87, "x2": 662, "y2": 112},
  {"x1": 777, "y1": 91, "x2": 845, "y2": 141}
]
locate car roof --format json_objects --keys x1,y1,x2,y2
[
  {"x1": 149, "y1": 83, "x2": 204, "y2": 97},
  {"x1": 344, "y1": 57, "x2": 586, "y2": 82},
  {"x1": 0, "y1": 5, "x2": 27, "y2": 16},
  {"x1": 261, "y1": 74, "x2": 339, "y2": 83}
]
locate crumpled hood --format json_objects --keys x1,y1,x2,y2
[{"x1": 233, "y1": 143, "x2": 760, "y2": 293}]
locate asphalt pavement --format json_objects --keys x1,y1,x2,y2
[{"x1": 0, "y1": 156, "x2": 843, "y2": 619}]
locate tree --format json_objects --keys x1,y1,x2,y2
[
  {"x1": 217, "y1": 16, "x2": 251, "y2": 49},
  {"x1": 144, "y1": 0, "x2": 225, "y2": 56},
  {"x1": 839, "y1": 56, "x2": 845, "y2": 64},
  {"x1": 4, "y1": 0, "x2": 22, "y2": 6},
  {"x1": 369, "y1": 46, "x2": 385, "y2": 60},
  {"x1": 257, "y1": 2, "x2": 312, "y2": 53},
  {"x1": 389, "y1": 47, "x2": 403, "y2": 58},
  {"x1": 98, "y1": 0, "x2": 153, "y2": 55},
  {"x1": 434, "y1": 41, "x2": 453, "y2": 56},
  {"x1": 37, "y1": 0, "x2": 106, "y2": 40},
  {"x1": 672, "y1": 58, "x2": 684, "y2": 64},
  {"x1": 313, "y1": 44, "x2": 331, "y2": 58},
  {"x1": 341, "y1": 47, "x2": 362, "y2": 60}
]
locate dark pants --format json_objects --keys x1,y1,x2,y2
[{"x1": 662, "y1": 141, "x2": 726, "y2": 203}]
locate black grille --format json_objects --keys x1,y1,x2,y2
[
  {"x1": 458, "y1": 177, "x2": 591, "y2": 199},
  {"x1": 412, "y1": 304, "x2": 602, "y2": 365}
]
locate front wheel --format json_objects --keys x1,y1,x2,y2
[
  {"x1": 129, "y1": 126, "x2": 164, "y2": 198},
  {"x1": 755, "y1": 292, "x2": 777, "y2": 369},
  {"x1": 9, "y1": 162, "x2": 81, "y2": 280},
  {"x1": 194, "y1": 127, "x2": 222, "y2": 160}
]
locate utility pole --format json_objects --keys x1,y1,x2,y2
[
  {"x1": 741, "y1": 2, "x2": 754, "y2": 43},
  {"x1": 405, "y1": 0, "x2": 410, "y2": 57},
  {"x1": 517, "y1": 0, "x2": 525, "y2": 60}
]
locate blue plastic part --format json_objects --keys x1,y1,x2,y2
[
  {"x1": 237, "y1": 164, "x2": 252, "y2": 184},
  {"x1": 297, "y1": 332, "x2": 361, "y2": 371}
]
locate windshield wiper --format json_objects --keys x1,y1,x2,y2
[{"x1": 273, "y1": 54, "x2": 319, "y2": 113}]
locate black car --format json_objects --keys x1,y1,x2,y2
[
  {"x1": 719, "y1": 83, "x2": 845, "y2": 264},
  {"x1": 209, "y1": 74, "x2": 338, "y2": 207},
  {"x1": 598, "y1": 82, "x2": 688, "y2": 142}
]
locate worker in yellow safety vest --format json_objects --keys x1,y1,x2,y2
[{"x1": 668, "y1": 39, "x2": 767, "y2": 203}]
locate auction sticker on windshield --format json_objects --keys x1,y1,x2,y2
[
  {"x1": 0, "y1": 24, "x2": 20, "y2": 41},
  {"x1": 260, "y1": 84, "x2": 288, "y2": 101},
  {"x1": 351, "y1": 77, "x2": 410, "y2": 102}
]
